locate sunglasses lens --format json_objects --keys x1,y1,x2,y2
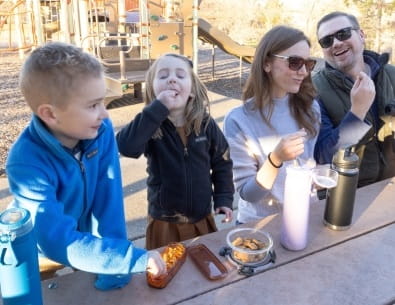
[
  {"x1": 288, "y1": 57, "x2": 305, "y2": 71},
  {"x1": 336, "y1": 28, "x2": 352, "y2": 41},
  {"x1": 319, "y1": 36, "x2": 333, "y2": 48},
  {"x1": 306, "y1": 59, "x2": 316, "y2": 72}
]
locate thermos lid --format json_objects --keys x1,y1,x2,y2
[
  {"x1": 332, "y1": 147, "x2": 359, "y2": 169},
  {"x1": 0, "y1": 207, "x2": 33, "y2": 239}
]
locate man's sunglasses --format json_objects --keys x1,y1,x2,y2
[
  {"x1": 272, "y1": 54, "x2": 316, "y2": 72},
  {"x1": 318, "y1": 27, "x2": 358, "y2": 48}
]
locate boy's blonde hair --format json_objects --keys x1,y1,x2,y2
[
  {"x1": 144, "y1": 53, "x2": 210, "y2": 137},
  {"x1": 19, "y1": 42, "x2": 103, "y2": 112}
]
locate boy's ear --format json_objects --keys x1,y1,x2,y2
[{"x1": 36, "y1": 104, "x2": 57, "y2": 125}]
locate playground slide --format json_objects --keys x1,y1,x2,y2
[{"x1": 198, "y1": 18, "x2": 255, "y2": 64}]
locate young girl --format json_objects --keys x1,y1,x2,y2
[
  {"x1": 116, "y1": 53, "x2": 234, "y2": 249},
  {"x1": 224, "y1": 26, "x2": 321, "y2": 224}
]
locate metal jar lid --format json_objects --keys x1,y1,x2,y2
[
  {"x1": 332, "y1": 147, "x2": 359, "y2": 169},
  {"x1": 0, "y1": 207, "x2": 32, "y2": 240}
]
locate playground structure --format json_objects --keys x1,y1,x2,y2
[{"x1": 0, "y1": 0, "x2": 255, "y2": 105}]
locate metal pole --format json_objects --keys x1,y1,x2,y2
[
  {"x1": 239, "y1": 56, "x2": 242, "y2": 86},
  {"x1": 211, "y1": 44, "x2": 215, "y2": 80},
  {"x1": 120, "y1": 50, "x2": 126, "y2": 80},
  {"x1": 192, "y1": 0, "x2": 198, "y2": 74}
]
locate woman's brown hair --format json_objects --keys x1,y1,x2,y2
[{"x1": 242, "y1": 25, "x2": 318, "y2": 137}]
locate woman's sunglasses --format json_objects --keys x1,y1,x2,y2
[
  {"x1": 318, "y1": 27, "x2": 358, "y2": 48},
  {"x1": 272, "y1": 54, "x2": 316, "y2": 72}
]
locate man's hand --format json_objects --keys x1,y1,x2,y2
[{"x1": 350, "y1": 71, "x2": 376, "y2": 120}]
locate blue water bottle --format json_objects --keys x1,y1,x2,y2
[{"x1": 0, "y1": 207, "x2": 43, "y2": 305}]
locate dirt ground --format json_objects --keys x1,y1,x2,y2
[{"x1": 0, "y1": 44, "x2": 250, "y2": 176}]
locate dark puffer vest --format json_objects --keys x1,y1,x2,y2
[{"x1": 313, "y1": 51, "x2": 395, "y2": 186}]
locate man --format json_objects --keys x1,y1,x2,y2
[{"x1": 313, "y1": 11, "x2": 395, "y2": 187}]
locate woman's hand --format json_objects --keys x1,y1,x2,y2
[{"x1": 272, "y1": 129, "x2": 307, "y2": 164}]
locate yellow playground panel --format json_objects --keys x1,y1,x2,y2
[{"x1": 148, "y1": 0, "x2": 194, "y2": 59}]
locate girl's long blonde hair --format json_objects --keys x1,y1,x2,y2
[
  {"x1": 243, "y1": 25, "x2": 318, "y2": 137},
  {"x1": 145, "y1": 53, "x2": 210, "y2": 137}
]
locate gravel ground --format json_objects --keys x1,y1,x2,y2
[
  {"x1": 0, "y1": 52, "x2": 27, "y2": 177},
  {"x1": 0, "y1": 44, "x2": 250, "y2": 176}
]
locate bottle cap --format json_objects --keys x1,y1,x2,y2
[{"x1": 0, "y1": 207, "x2": 32, "y2": 240}]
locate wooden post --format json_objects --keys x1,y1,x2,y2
[
  {"x1": 31, "y1": 0, "x2": 44, "y2": 45},
  {"x1": 139, "y1": 0, "x2": 150, "y2": 59},
  {"x1": 118, "y1": 0, "x2": 126, "y2": 33},
  {"x1": 71, "y1": 0, "x2": 81, "y2": 46},
  {"x1": 79, "y1": 0, "x2": 90, "y2": 51},
  {"x1": 60, "y1": 0, "x2": 71, "y2": 43},
  {"x1": 13, "y1": 0, "x2": 24, "y2": 58}
]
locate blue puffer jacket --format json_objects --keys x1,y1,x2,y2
[{"x1": 6, "y1": 115, "x2": 147, "y2": 281}]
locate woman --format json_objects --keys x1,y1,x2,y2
[{"x1": 224, "y1": 26, "x2": 320, "y2": 224}]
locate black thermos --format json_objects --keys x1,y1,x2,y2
[{"x1": 324, "y1": 147, "x2": 359, "y2": 230}]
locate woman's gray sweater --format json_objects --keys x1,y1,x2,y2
[{"x1": 224, "y1": 95, "x2": 320, "y2": 223}]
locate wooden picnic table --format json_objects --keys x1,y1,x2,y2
[{"x1": 3, "y1": 177, "x2": 395, "y2": 305}]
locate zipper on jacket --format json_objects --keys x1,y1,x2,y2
[
  {"x1": 175, "y1": 126, "x2": 192, "y2": 215},
  {"x1": 78, "y1": 160, "x2": 85, "y2": 175},
  {"x1": 77, "y1": 157, "x2": 88, "y2": 229},
  {"x1": 183, "y1": 145, "x2": 193, "y2": 216}
]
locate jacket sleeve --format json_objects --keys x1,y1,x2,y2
[
  {"x1": 207, "y1": 118, "x2": 234, "y2": 210},
  {"x1": 314, "y1": 98, "x2": 372, "y2": 164},
  {"x1": 116, "y1": 99, "x2": 169, "y2": 158}
]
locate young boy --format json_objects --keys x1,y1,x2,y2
[{"x1": 5, "y1": 42, "x2": 165, "y2": 290}]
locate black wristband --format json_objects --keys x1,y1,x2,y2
[{"x1": 268, "y1": 152, "x2": 283, "y2": 168}]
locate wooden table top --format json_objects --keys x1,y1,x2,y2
[{"x1": 2, "y1": 177, "x2": 395, "y2": 305}]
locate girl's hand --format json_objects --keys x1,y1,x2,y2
[
  {"x1": 146, "y1": 250, "x2": 166, "y2": 276},
  {"x1": 215, "y1": 207, "x2": 233, "y2": 223},
  {"x1": 156, "y1": 89, "x2": 181, "y2": 111},
  {"x1": 272, "y1": 129, "x2": 307, "y2": 164}
]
